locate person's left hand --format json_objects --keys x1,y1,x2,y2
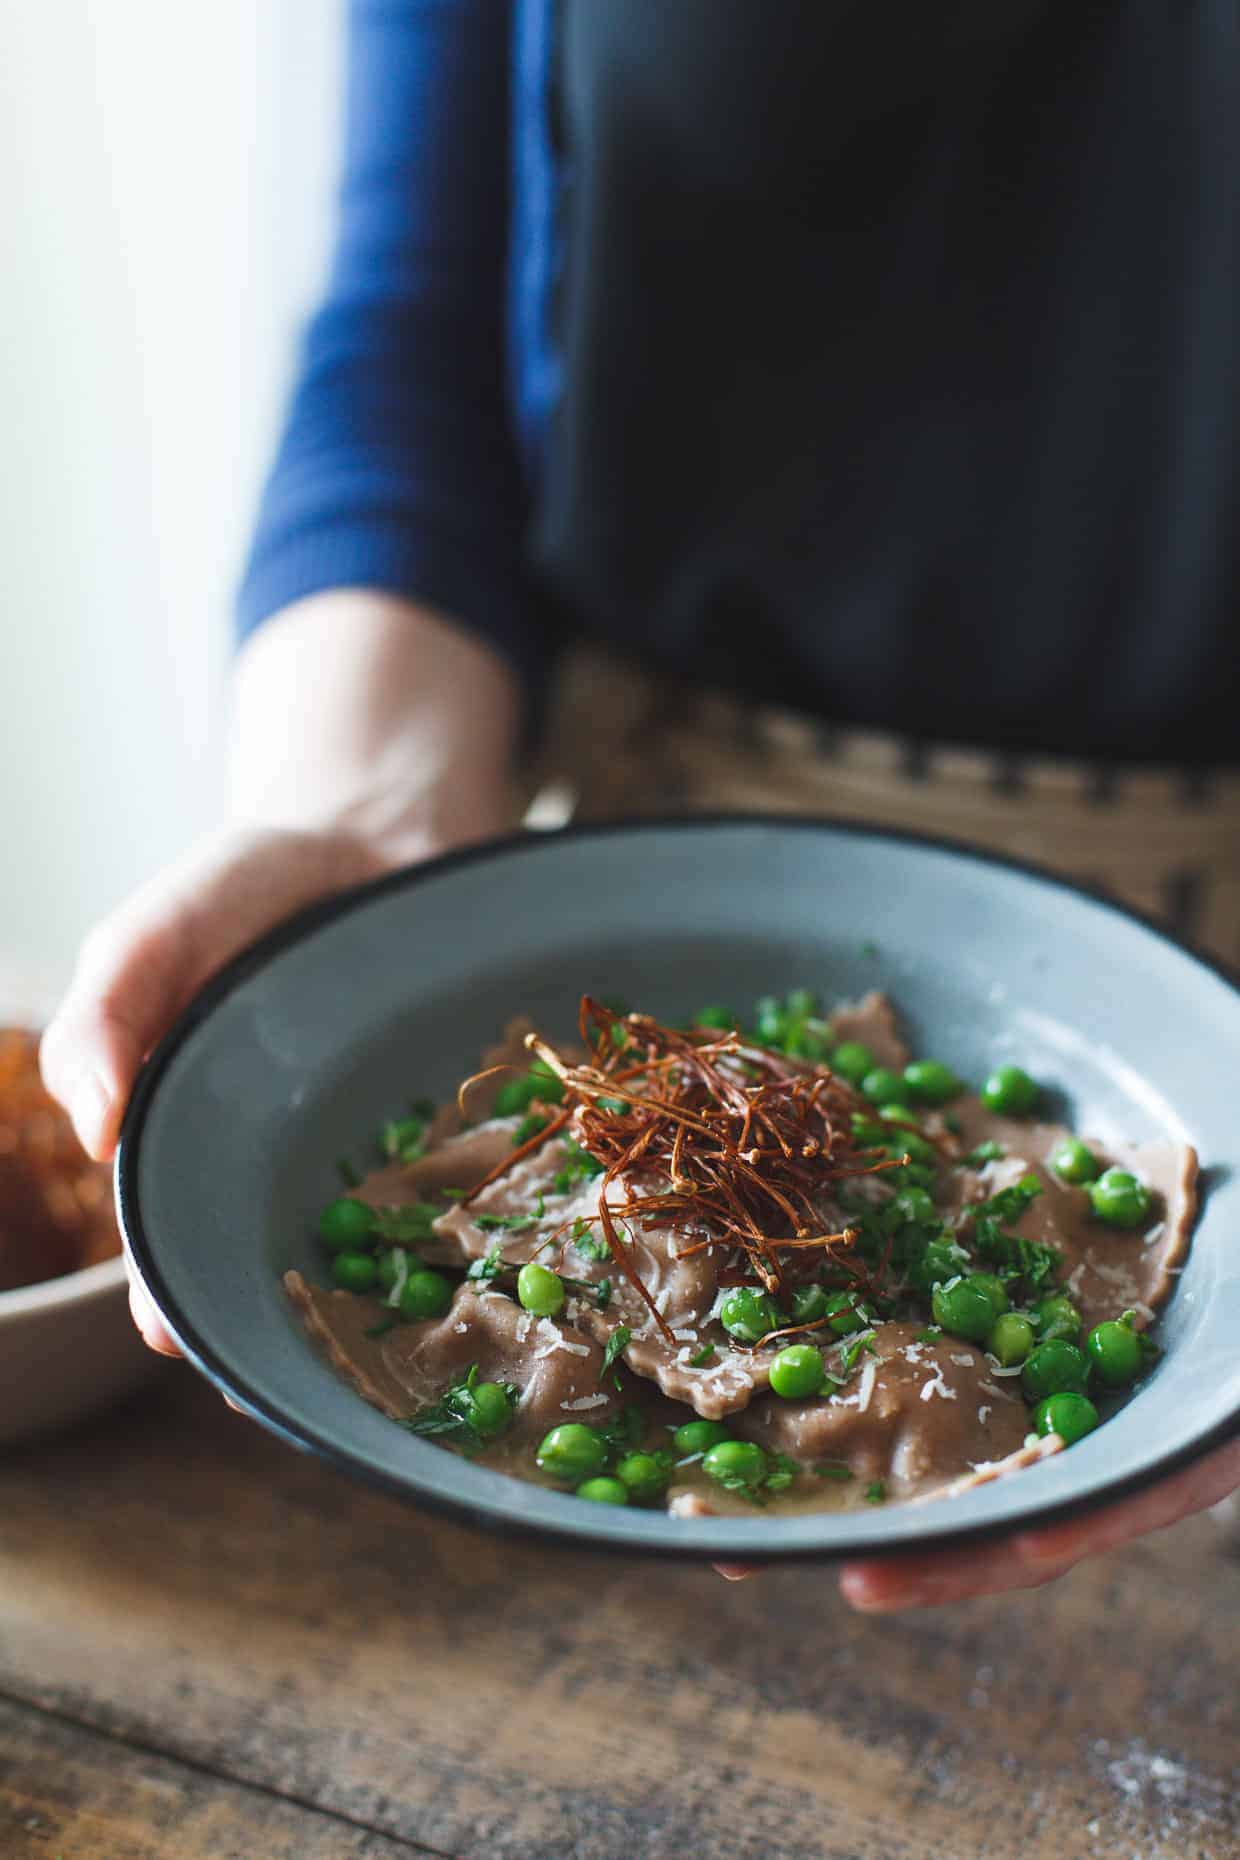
[{"x1": 713, "y1": 1437, "x2": 1240, "y2": 1604}]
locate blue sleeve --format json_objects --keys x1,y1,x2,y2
[{"x1": 236, "y1": 0, "x2": 545, "y2": 704}]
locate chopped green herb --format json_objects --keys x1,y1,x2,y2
[
  {"x1": 553, "y1": 1139, "x2": 606, "y2": 1195},
  {"x1": 465, "y1": 1243, "x2": 507, "y2": 1285},
  {"x1": 364, "y1": 1315, "x2": 399, "y2": 1339},
  {"x1": 962, "y1": 1139, "x2": 1005, "y2": 1168},
  {"x1": 381, "y1": 1115, "x2": 426, "y2": 1163},
  {"x1": 371, "y1": 1202, "x2": 440, "y2": 1243},
  {"x1": 571, "y1": 1218, "x2": 611, "y2": 1262},
  {"x1": 840, "y1": 1328, "x2": 878, "y2": 1374},
  {"x1": 595, "y1": 1277, "x2": 612, "y2": 1311},
  {"x1": 815, "y1": 1462, "x2": 854, "y2": 1481},
  {"x1": 863, "y1": 1480, "x2": 887, "y2": 1504},
  {"x1": 914, "y1": 1326, "x2": 944, "y2": 1344},
  {"x1": 513, "y1": 1111, "x2": 549, "y2": 1147},
  {"x1": 765, "y1": 1452, "x2": 799, "y2": 1493},
  {"x1": 336, "y1": 1157, "x2": 361, "y2": 1188},
  {"x1": 476, "y1": 1194, "x2": 546, "y2": 1233},
  {"x1": 688, "y1": 1343, "x2": 716, "y2": 1367},
  {"x1": 597, "y1": 1403, "x2": 644, "y2": 1459},
  {"x1": 441, "y1": 1187, "x2": 468, "y2": 1200},
  {"x1": 600, "y1": 1324, "x2": 632, "y2": 1383}
]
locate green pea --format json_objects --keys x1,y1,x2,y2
[
  {"x1": 932, "y1": 1273, "x2": 1008, "y2": 1343},
  {"x1": 789, "y1": 1283, "x2": 830, "y2": 1325},
  {"x1": 987, "y1": 1311, "x2": 1035, "y2": 1367},
  {"x1": 1022, "y1": 1339, "x2": 1089, "y2": 1402},
  {"x1": 1086, "y1": 1317, "x2": 1144, "y2": 1387},
  {"x1": 468, "y1": 1381, "x2": 514, "y2": 1439},
  {"x1": 769, "y1": 1344, "x2": 826, "y2": 1400},
  {"x1": 823, "y1": 1290, "x2": 869, "y2": 1337},
  {"x1": 1088, "y1": 1168, "x2": 1151, "y2": 1229},
  {"x1": 614, "y1": 1452, "x2": 672, "y2": 1501},
  {"x1": 785, "y1": 988, "x2": 817, "y2": 1020},
  {"x1": 892, "y1": 1186, "x2": 936, "y2": 1225},
  {"x1": 376, "y1": 1249, "x2": 414, "y2": 1293},
  {"x1": 903, "y1": 1059, "x2": 963, "y2": 1104},
  {"x1": 1031, "y1": 1294, "x2": 1082, "y2": 1343},
  {"x1": 719, "y1": 1286, "x2": 780, "y2": 1343},
  {"x1": 537, "y1": 1423, "x2": 608, "y2": 1483},
  {"x1": 331, "y1": 1251, "x2": 379, "y2": 1293},
  {"x1": 319, "y1": 1197, "x2": 376, "y2": 1251},
  {"x1": 832, "y1": 1041, "x2": 874, "y2": 1085},
  {"x1": 908, "y1": 1238, "x2": 970, "y2": 1293},
  {"x1": 979, "y1": 1064, "x2": 1039, "y2": 1116},
  {"x1": 399, "y1": 1269, "x2": 454, "y2": 1322},
  {"x1": 575, "y1": 1476, "x2": 629, "y2": 1505},
  {"x1": 695, "y1": 1006, "x2": 737, "y2": 1031},
  {"x1": 702, "y1": 1440, "x2": 768, "y2": 1490},
  {"x1": 516, "y1": 1262, "x2": 566, "y2": 1318},
  {"x1": 862, "y1": 1067, "x2": 909, "y2": 1104},
  {"x1": 1032, "y1": 1392, "x2": 1099, "y2": 1445},
  {"x1": 1049, "y1": 1137, "x2": 1101, "y2": 1185},
  {"x1": 672, "y1": 1419, "x2": 732, "y2": 1455}
]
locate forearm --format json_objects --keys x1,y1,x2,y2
[{"x1": 229, "y1": 590, "x2": 523, "y2": 864}]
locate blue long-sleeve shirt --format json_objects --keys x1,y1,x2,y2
[{"x1": 239, "y1": 1, "x2": 1240, "y2": 763}]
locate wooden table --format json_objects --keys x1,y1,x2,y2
[{"x1": 2, "y1": 1370, "x2": 1237, "y2": 1860}]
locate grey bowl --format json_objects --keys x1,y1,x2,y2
[{"x1": 117, "y1": 818, "x2": 1240, "y2": 1561}]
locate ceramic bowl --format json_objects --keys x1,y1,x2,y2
[{"x1": 116, "y1": 819, "x2": 1240, "y2": 1560}]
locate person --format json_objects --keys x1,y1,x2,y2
[{"x1": 41, "y1": 2, "x2": 1240, "y2": 1610}]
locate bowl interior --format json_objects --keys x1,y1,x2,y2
[{"x1": 119, "y1": 820, "x2": 1240, "y2": 1558}]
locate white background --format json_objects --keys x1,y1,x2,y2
[{"x1": 0, "y1": 2, "x2": 343, "y2": 996}]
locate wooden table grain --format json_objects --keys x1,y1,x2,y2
[{"x1": 1, "y1": 1372, "x2": 1237, "y2": 1860}]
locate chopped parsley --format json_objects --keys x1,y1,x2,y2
[
  {"x1": 595, "y1": 1278, "x2": 612, "y2": 1311},
  {"x1": 571, "y1": 1218, "x2": 611, "y2": 1262},
  {"x1": 513, "y1": 1111, "x2": 549, "y2": 1147},
  {"x1": 914, "y1": 1326, "x2": 944, "y2": 1345},
  {"x1": 476, "y1": 1194, "x2": 546, "y2": 1233},
  {"x1": 815, "y1": 1463, "x2": 854, "y2": 1482},
  {"x1": 381, "y1": 1115, "x2": 426, "y2": 1164},
  {"x1": 599, "y1": 1324, "x2": 632, "y2": 1384},
  {"x1": 465, "y1": 1243, "x2": 507, "y2": 1285},
  {"x1": 371, "y1": 1202, "x2": 440, "y2": 1243},
  {"x1": 971, "y1": 1176, "x2": 1060, "y2": 1297},
  {"x1": 765, "y1": 1452, "x2": 799, "y2": 1493},
  {"x1": 364, "y1": 1315, "x2": 399, "y2": 1339},
  {"x1": 962, "y1": 1139, "x2": 1005, "y2": 1168},
  {"x1": 863, "y1": 1480, "x2": 887, "y2": 1504},
  {"x1": 840, "y1": 1328, "x2": 878, "y2": 1374},
  {"x1": 553, "y1": 1140, "x2": 606, "y2": 1195},
  {"x1": 688, "y1": 1343, "x2": 716, "y2": 1367}
]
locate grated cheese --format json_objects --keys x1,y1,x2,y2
[
  {"x1": 385, "y1": 1247, "x2": 410, "y2": 1309},
  {"x1": 978, "y1": 1405, "x2": 992, "y2": 1425},
  {"x1": 919, "y1": 1369, "x2": 958, "y2": 1403},
  {"x1": 855, "y1": 1359, "x2": 877, "y2": 1413},
  {"x1": 1142, "y1": 1221, "x2": 1166, "y2": 1248},
  {"x1": 533, "y1": 1317, "x2": 590, "y2": 1358},
  {"x1": 561, "y1": 1393, "x2": 611, "y2": 1412}
]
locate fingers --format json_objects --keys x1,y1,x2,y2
[
  {"x1": 839, "y1": 1438, "x2": 1240, "y2": 1613},
  {"x1": 42, "y1": 914, "x2": 188, "y2": 1159},
  {"x1": 127, "y1": 1270, "x2": 182, "y2": 1358}
]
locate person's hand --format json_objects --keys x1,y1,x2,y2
[
  {"x1": 38, "y1": 823, "x2": 463, "y2": 1355},
  {"x1": 40, "y1": 588, "x2": 523, "y2": 1357},
  {"x1": 834, "y1": 1437, "x2": 1240, "y2": 1609},
  {"x1": 714, "y1": 1436, "x2": 1240, "y2": 1602}
]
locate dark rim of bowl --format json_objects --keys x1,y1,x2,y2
[{"x1": 116, "y1": 813, "x2": 1240, "y2": 1563}]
